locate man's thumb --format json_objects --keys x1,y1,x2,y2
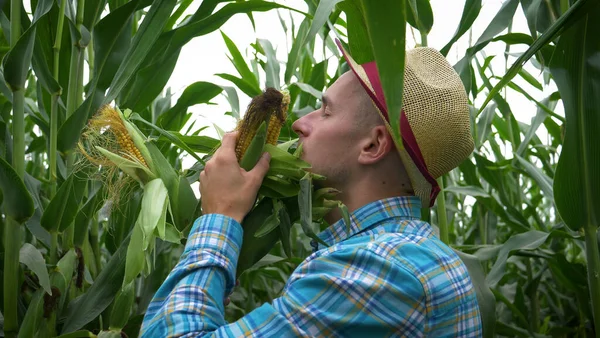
[{"x1": 251, "y1": 152, "x2": 271, "y2": 179}]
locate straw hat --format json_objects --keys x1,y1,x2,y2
[{"x1": 335, "y1": 39, "x2": 474, "y2": 207}]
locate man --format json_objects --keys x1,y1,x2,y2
[{"x1": 140, "y1": 40, "x2": 482, "y2": 337}]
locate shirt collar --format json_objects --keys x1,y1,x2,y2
[{"x1": 311, "y1": 195, "x2": 422, "y2": 251}]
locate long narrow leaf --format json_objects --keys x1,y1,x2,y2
[
  {"x1": 359, "y1": 0, "x2": 406, "y2": 146},
  {"x1": 131, "y1": 113, "x2": 205, "y2": 163},
  {"x1": 439, "y1": 0, "x2": 482, "y2": 56},
  {"x1": 0, "y1": 156, "x2": 34, "y2": 222},
  {"x1": 19, "y1": 243, "x2": 52, "y2": 295},
  {"x1": 478, "y1": 0, "x2": 595, "y2": 113},
  {"x1": 61, "y1": 233, "x2": 131, "y2": 333},
  {"x1": 104, "y1": 0, "x2": 177, "y2": 103}
]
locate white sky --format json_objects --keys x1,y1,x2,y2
[
  {"x1": 22, "y1": 0, "x2": 559, "y2": 187},
  {"x1": 21, "y1": 0, "x2": 555, "y2": 153},
  {"x1": 166, "y1": 0, "x2": 559, "y2": 171}
]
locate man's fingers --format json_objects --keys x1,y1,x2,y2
[{"x1": 220, "y1": 131, "x2": 238, "y2": 151}]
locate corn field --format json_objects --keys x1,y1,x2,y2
[{"x1": 0, "y1": 0, "x2": 599, "y2": 336}]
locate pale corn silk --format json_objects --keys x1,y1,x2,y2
[{"x1": 140, "y1": 196, "x2": 482, "y2": 337}]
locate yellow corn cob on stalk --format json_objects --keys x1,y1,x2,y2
[
  {"x1": 235, "y1": 87, "x2": 290, "y2": 162},
  {"x1": 79, "y1": 105, "x2": 148, "y2": 168}
]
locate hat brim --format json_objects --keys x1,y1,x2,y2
[{"x1": 335, "y1": 39, "x2": 440, "y2": 207}]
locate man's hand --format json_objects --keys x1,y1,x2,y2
[{"x1": 199, "y1": 131, "x2": 271, "y2": 224}]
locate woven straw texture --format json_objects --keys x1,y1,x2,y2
[{"x1": 403, "y1": 47, "x2": 473, "y2": 179}]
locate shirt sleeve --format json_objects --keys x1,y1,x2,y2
[{"x1": 140, "y1": 215, "x2": 428, "y2": 337}]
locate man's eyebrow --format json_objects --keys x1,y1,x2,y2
[{"x1": 321, "y1": 94, "x2": 329, "y2": 107}]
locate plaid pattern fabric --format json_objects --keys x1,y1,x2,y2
[{"x1": 141, "y1": 196, "x2": 482, "y2": 337}]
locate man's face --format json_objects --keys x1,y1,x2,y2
[{"x1": 291, "y1": 72, "x2": 370, "y2": 188}]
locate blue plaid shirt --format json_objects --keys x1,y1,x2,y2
[{"x1": 141, "y1": 196, "x2": 482, "y2": 337}]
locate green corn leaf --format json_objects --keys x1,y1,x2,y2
[
  {"x1": 175, "y1": 176, "x2": 198, "y2": 231},
  {"x1": 104, "y1": 0, "x2": 177, "y2": 103},
  {"x1": 93, "y1": 0, "x2": 141, "y2": 91},
  {"x1": 406, "y1": 0, "x2": 434, "y2": 34},
  {"x1": 137, "y1": 178, "x2": 169, "y2": 248},
  {"x1": 57, "y1": 249, "x2": 77, "y2": 292},
  {"x1": 95, "y1": 146, "x2": 156, "y2": 185},
  {"x1": 517, "y1": 68, "x2": 543, "y2": 91},
  {"x1": 359, "y1": 0, "x2": 406, "y2": 148},
  {"x1": 173, "y1": 134, "x2": 220, "y2": 154},
  {"x1": 240, "y1": 121, "x2": 267, "y2": 171},
  {"x1": 83, "y1": 0, "x2": 109, "y2": 29},
  {"x1": 0, "y1": 156, "x2": 34, "y2": 223},
  {"x1": 40, "y1": 171, "x2": 87, "y2": 232},
  {"x1": 97, "y1": 331, "x2": 123, "y2": 338},
  {"x1": 338, "y1": 202, "x2": 351, "y2": 233},
  {"x1": 125, "y1": 1, "x2": 296, "y2": 111},
  {"x1": 283, "y1": 0, "x2": 342, "y2": 83},
  {"x1": 258, "y1": 39, "x2": 280, "y2": 90},
  {"x1": 31, "y1": 11, "x2": 62, "y2": 95},
  {"x1": 123, "y1": 224, "x2": 145, "y2": 289},
  {"x1": 55, "y1": 330, "x2": 96, "y2": 338},
  {"x1": 475, "y1": 102, "x2": 497, "y2": 148},
  {"x1": 453, "y1": 250, "x2": 496, "y2": 338},
  {"x1": 439, "y1": 0, "x2": 482, "y2": 56},
  {"x1": 17, "y1": 289, "x2": 45, "y2": 338},
  {"x1": 237, "y1": 198, "x2": 282, "y2": 278},
  {"x1": 19, "y1": 243, "x2": 52, "y2": 295},
  {"x1": 109, "y1": 281, "x2": 135, "y2": 330},
  {"x1": 549, "y1": 4, "x2": 600, "y2": 231},
  {"x1": 61, "y1": 233, "x2": 130, "y2": 334},
  {"x1": 220, "y1": 85, "x2": 241, "y2": 119},
  {"x1": 514, "y1": 154, "x2": 554, "y2": 199},
  {"x1": 298, "y1": 173, "x2": 327, "y2": 247},
  {"x1": 2, "y1": 0, "x2": 53, "y2": 90},
  {"x1": 57, "y1": 89, "x2": 105, "y2": 153},
  {"x1": 453, "y1": 0, "x2": 518, "y2": 93},
  {"x1": 337, "y1": 0, "x2": 373, "y2": 64},
  {"x1": 254, "y1": 199, "x2": 283, "y2": 238},
  {"x1": 161, "y1": 222, "x2": 184, "y2": 244},
  {"x1": 74, "y1": 184, "x2": 104, "y2": 247},
  {"x1": 444, "y1": 185, "x2": 490, "y2": 198},
  {"x1": 156, "y1": 81, "x2": 223, "y2": 131},
  {"x1": 131, "y1": 113, "x2": 206, "y2": 164},
  {"x1": 216, "y1": 73, "x2": 263, "y2": 98},
  {"x1": 278, "y1": 206, "x2": 293, "y2": 258},
  {"x1": 119, "y1": 51, "x2": 180, "y2": 113},
  {"x1": 221, "y1": 31, "x2": 260, "y2": 92},
  {"x1": 478, "y1": 0, "x2": 595, "y2": 113},
  {"x1": 292, "y1": 82, "x2": 322, "y2": 99},
  {"x1": 260, "y1": 176, "x2": 300, "y2": 198},
  {"x1": 516, "y1": 95, "x2": 558, "y2": 156},
  {"x1": 484, "y1": 230, "x2": 550, "y2": 287},
  {"x1": 284, "y1": 17, "x2": 310, "y2": 84}
]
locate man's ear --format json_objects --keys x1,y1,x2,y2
[{"x1": 357, "y1": 125, "x2": 394, "y2": 165}]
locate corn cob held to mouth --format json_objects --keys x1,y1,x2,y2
[{"x1": 235, "y1": 87, "x2": 290, "y2": 170}]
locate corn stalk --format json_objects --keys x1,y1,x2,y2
[
  {"x1": 48, "y1": 0, "x2": 68, "y2": 263},
  {"x1": 63, "y1": 0, "x2": 87, "y2": 250},
  {"x1": 3, "y1": 0, "x2": 24, "y2": 336}
]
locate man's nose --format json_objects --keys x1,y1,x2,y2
[{"x1": 291, "y1": 116, "x2": 306, "y2": 137}]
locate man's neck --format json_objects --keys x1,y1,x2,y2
[{"x1": 324, "y1": 175, "x2": 413, "y2": 225}]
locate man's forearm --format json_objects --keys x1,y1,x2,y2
[{"x1": 140, "y1": 214, "x2": 243, "y2": 337}]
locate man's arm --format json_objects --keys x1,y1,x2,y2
[{"x1": 140, "y1": 213, "x2": 429, "y2": 337}]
